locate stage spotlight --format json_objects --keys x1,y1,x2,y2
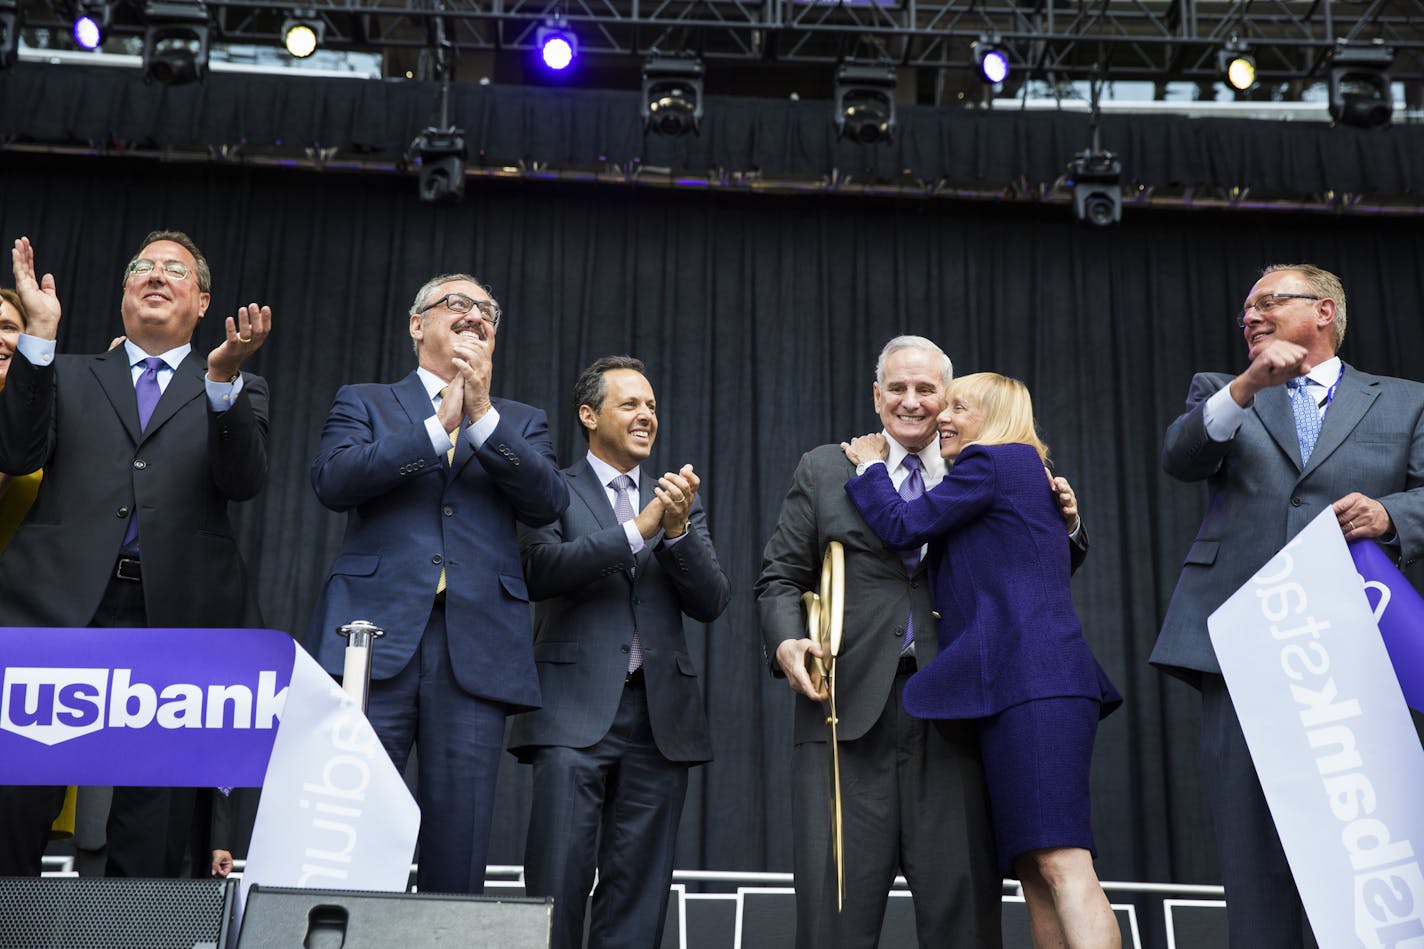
[
  {"x1": 1328, "y1": 44, "x2": 1394, "y2": 129},
  {"x1": 973, "y1": 36, "x2": 1009, "y2": 85},
  {"x1": 536, "y1": 20, "x2": 576, "y2": 72},
  {"x1": 71, "y1": 0, "x2": 110, "y2": 50},
  {"x1": 414, "y1": 126, "x2": 467, "y2": 206},
  {"x1": 833, "y1": 62, "x2": 896, "y2": 145},
  {"x1": 1218, "y1": 40, "x2": 1256, "y2": 92},
  {"x1": 1068, "y1": 150, "x2": 1123, "y2": 227},
  {"x1": 141, "y1": 0, "x2": 210, "y2": 84},
  {"x1": 282, "y1": 15, "x2": 323, "y2": 59},
  {"x1": 641, "y1": 56, "x2": 704, "y2": 135},
  {"x1": 1, "y1": 0, "x2": 20, "y2": 71}
]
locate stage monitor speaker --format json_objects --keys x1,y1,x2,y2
[
  {"x1": 237, "y1": 886, "x2": 552, "y2": 948},
  {"x1": 0, "y1": 875, "x2": 234, "y2": 948}
]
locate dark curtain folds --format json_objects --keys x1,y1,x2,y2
[
  {"x1": 2, "y1": 151, "x2": 1423, "y2": 940},
  {"x1": 3, "y1": 62, "x2": 1424, "y2": 195}
]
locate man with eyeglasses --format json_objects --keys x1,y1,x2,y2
[
  {"x1": 0, "y1": 231, "x2": 272, "y2": 877},
  {"x1": 1154, "y1": 263, "x2": 1424, "y2": 948},
  {"x1": 308, "y1": 272, "x2": 567, "y2": 895}
]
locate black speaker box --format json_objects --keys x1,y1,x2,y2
[
  {"x1": 236, "y1": 885, "x2": 552, "y2": 948},
  {"x1": 0, "y1": 875, "x2": 234, "y2": 948}
]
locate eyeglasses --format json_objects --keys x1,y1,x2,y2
[
  {"x1": 1236, "y1": 292, "x2": 1320, "y2": 328},
  {"x1": 417, "y1": 293, "x2": 501, "y2": 328},
  {"x1": 127, "y1": 258, "x2": 194, "y2": 281}
]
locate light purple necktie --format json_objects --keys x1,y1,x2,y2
[
  {"x1": 121, "y1": 357, "x2": 167, "y2": 551},
  {"x1": 898, "y1": 454, "x2": 925, "y2": 651},
  {"x1": 611, "y1": 474, "x2": 643, "y2": 673},
  {"x1": 1287, "y1": 376, "x2": 1322, "y2": 464}
]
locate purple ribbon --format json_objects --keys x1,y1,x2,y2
[{"x1": 1349, "y1": 540, "x2": 1424, "y2": 713}]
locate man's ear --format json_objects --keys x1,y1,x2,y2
[
  {"x1": 197, "y1": 292, "x2": 211, "y2": 320},
  {"x1": 578, "y1": 403, "x2": 597, "y2": 435}
]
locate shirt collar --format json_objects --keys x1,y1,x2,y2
[
  {"x1": 415, "y1": 366, "x2": 450, "y2": 402},
  {"x1": 124, "y1": 340, "x2": 190, "y2": 371},
  {"x1": 883, "y1": 431, "x2": 941, "y2": 477},
  {"x1": 1302, "y1": 356, "x2": 1342, "y2": 388},
  {"x1": 587, "y1": 451, "x2": 640, "y2": 490}
]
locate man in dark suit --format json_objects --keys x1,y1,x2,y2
[
  {"x1": 756, "y1": 336, "x2": 1086, "y2": 949},
  {"x1": 1154, "y1": 263, "x2": 1424, "y2": 948},
  {"x1": 0, "y1": 231, "x2": 272, "y2": 877},
  {"x1": 308, "y1": 272, "x2": 567, "y2": 895},
  {"x1": 508, "y1": 355, "x2": 729, "y2": 949}
]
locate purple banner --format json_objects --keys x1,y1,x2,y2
[
  {"x1": 0, "y1": 627, "x2": 294, "y2": 786},
  {"x1": 1349, "y1": 540, "x2": 1424, "y2": 713}
]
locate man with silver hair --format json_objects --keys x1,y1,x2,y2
[
  {"x1": 308, "y1": 272, "x2": 567, "y2": 894},
  {"x1": 757, "y1": 335, "x2": 1086, "y2": 948}
]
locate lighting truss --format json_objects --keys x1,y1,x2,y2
[{"x1": 9, "y1": 0, "x2": 1424, "y2": 81}]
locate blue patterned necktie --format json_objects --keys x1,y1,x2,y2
[
  {"x1": 611, "y1": 474, "x2": 643, "y2": 673},
  {"x1": 898, "y1": 454, "x2": 925, "y2": 651},
  {"x1": 1287, "y1": 376, "x2": 1322, "y2": 464},
  {"x1": 121, "y1": 357, "x2": 166, "y2": 552}
]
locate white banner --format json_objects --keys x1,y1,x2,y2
[
  {"x1": 239, "y1": 645, "x2": 420, "y2": 922},
  {"x1": 1209, "y1": 509, "x2": 1424, "y2": 948}
]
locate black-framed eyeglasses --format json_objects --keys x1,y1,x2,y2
[
  {"x1": 417, "y1": 293, "x2": 501, "y2": 328},
  {"x1": 1236, "y1": 292, "x2": 1320, "y2": 328},
  {"x1": 127, "y1": 258, "x2": 194, "y2": 281}
]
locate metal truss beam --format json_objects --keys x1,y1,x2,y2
[{"x1": 14, "y1": 0, "x2": 1424, "y2": 80}]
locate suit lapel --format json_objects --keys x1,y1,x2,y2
[
  {"x1": 1303, "y1": 364, "x2": 1377, "y2": 477},
  {"x1": 92, "y1": 348, "x2": 143, "y2": 445},
  {"x1": 570, "y1": 460, "x2": 620, "y2": 533},
  {"x1": 1254, "y1": 385, "x2": 1305, "y2": 470},
  {"x1": 140, "y1": 352, "x2": 205, "y2": 442}
]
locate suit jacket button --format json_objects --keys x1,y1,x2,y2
[
  {"x1": 133, "y1": 459, "x2": 146, "y2": 469},
  {"x1": 1291, "y1": 496, "x2": 1303, "y2": 507},
  {"x1": 443, "y1": 506, "x2": 454, "y2": 516},
  {"x1": 432, "y1": 554, "x2": 443, "y2": 565},
  {"x1": 117, "y1": 507, "x2": 130, "y2": 518},
  {"x1": 931, "y1": 611, "x2": 941, "y2": 620},
  {"x1": 620, "y1": 644, "x2": 630, "y2": 653}
]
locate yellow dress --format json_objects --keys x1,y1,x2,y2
[{"x1": 0, "y1": 469, "x2": 75, "y2": 839}]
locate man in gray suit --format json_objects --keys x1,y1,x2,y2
[
  {"x1": 756, "y1": 336, "x2": 1087, "y2": 949},
  {"x1": 1153, "y1": 263, "x2": 1424, "y2": 948},
  {"x1": 509, "y1": 355, "x2": 730, "y2": 949}
]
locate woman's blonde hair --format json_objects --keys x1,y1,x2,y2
[{"x1": 950, "y1": 372, "x2": 1050, "y2": 464}]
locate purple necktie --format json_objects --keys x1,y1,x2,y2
[
  {"x1": 121, "y1": 357, "x2": 166, "y2": 552},
  {"x1": 611, "y1": 474, "x2": 643, "y2": 673},
  {"x1": 898, "y1": 454, "x2": 925, "y2": 651}
]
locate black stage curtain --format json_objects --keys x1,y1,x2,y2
[
  {"x1": 4, "y1": 62, "x2": 1424, "y2": 195},
  {"x1": 2, "y1": 150, "x2": 1422, "y2": 925}
]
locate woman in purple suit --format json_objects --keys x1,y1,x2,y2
[{"x1": 843, "y1": 372, "x2": 1122, "y2": 949}]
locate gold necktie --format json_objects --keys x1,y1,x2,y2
[{"x1": 436, "y1": 388, "x2": 460, "y2": 595}]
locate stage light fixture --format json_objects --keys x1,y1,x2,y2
[
  {"x1": 1218, "y1": 40, "x2": 1256, "y2": 92},
  {"x1": 413, "y1": 126, "x2": 467, "y2": 206},
  {"x1": 833, "y1": 62, "x2": 896, "y2": 145},
  {"x1": 973, "y1": 36, "x2": 1009, "y2": 85},
  {"x1": 282, "y1": 15, "x2": 323, "y2": 59},
  {"x1": 1, "y1": 0, "x2": 20, "y2": 71},
  {"x1": 641, "y1": 56, "x2": 704, "y2": 136},
  {"x1": 1068, "y1": 150, "x2": 1123, "y2": 227},
  {"x1": 1328, "y1": 44, "x2": 1394, "y2": 129},
  {"x1": 536, "y1": 19, "x2": 576, "y2": 72},
  {"x1": 141, "y1": 0, "x2": 210, "y2": 84},
  {"x1": 71, "y1": 0, "x2": 110, "y2": 50}
]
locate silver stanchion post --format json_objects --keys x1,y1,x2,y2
[{"x1": 336, "y1": 619, "x2": 384, "y2": 713}]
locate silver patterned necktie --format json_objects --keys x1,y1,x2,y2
[
  {"x1": 1287, "y1": 376, "x2": 1322, "y2": 464},
  {"x1": 610, "y1": 474, "x2": 643, "y2": 673}
]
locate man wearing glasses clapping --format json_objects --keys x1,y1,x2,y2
[{"x1": 308, "y1": 274, "x2": 567, "y2": 895}]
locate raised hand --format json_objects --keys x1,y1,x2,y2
[
  {"x1": 206, "y1": 303, "x2": 272, "y2": 382},
  {"x1": 10, "y1": 237, "x2": 61, "y2": 340}
]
